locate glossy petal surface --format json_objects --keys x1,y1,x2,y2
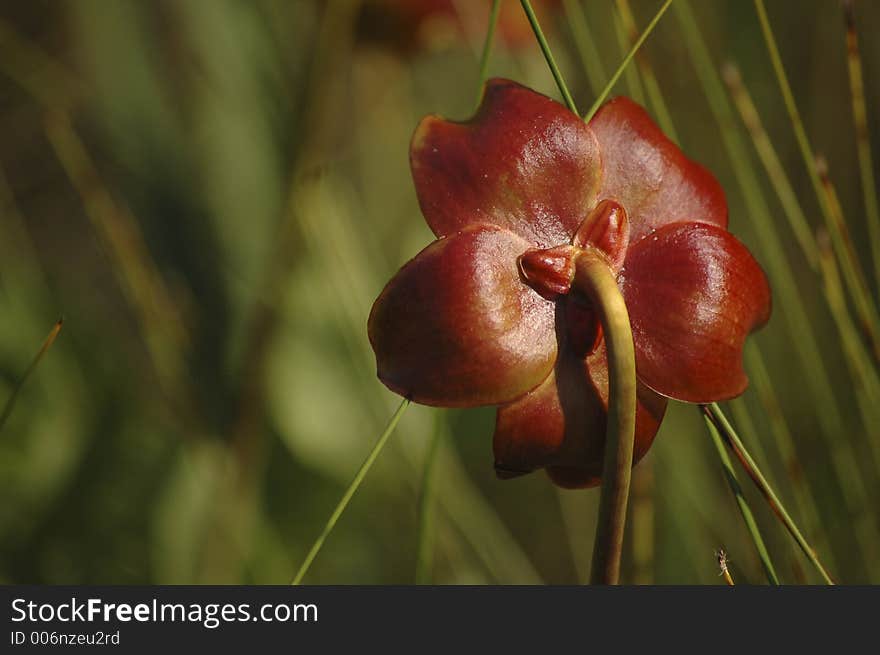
[
  {"x1": 411, "y1": 78, "x2": 601, "y2": 247},
  {"x1": 589, "y1": 97, "x2": 728, "y2": 244},
  {"x1": 369, "y1": 224, "x2": 557, "y2": 407},
  {"x1": 493, "y1": 338, "x2": 667, "y2": 488},
  {"x1": 621, "y1": 222, "x2": 771, "y2": 403}
]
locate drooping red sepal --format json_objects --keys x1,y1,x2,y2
[
  {"x1": 368, "y1": 224, "x2": 558, "y2": 407},
  {"x1": 620, "y1": 222, "x2": 771, "y2": 403},
  {"x1": 411, "y1": 78, "x2": 601, "y2": 248},
  {"x1": 493, "y1": 339, "x2": 667, "y2": 488},
  {"x1": 588, "y1": 97, "x2": 728, "y2": 244}
]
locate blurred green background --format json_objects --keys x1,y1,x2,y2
[{"x1": 1, "y1": 0, "x2": 879, "y2": 585}]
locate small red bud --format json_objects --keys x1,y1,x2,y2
[
  {"x1": 573, "y1": 199, "x2": 630, "y2": 271},
  {"x1": 518, "y1": 245, "x2": 576, "y2": 300}
]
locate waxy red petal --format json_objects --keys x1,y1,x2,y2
[
  {"x1": 589, "y1": 97, "x2": 728, "y2": 244},
  {"x1": 621, "y1": 222, "x2": 771, "y2": 403},
  {"x1": 368, "y1": 224, "x2": 557, "y2": 407},
  {"x1": 493, "y1": 341, "x2": 667, "y2": 488},
  {"x1": 411, "y1": 78, "x2": 601, "y2": 248}
]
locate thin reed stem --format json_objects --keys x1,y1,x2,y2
[
  {"x1": 0, "y1": 18, "x2": 81, "y2": 109},
  {"x1": 414, "y1": 422, "x2": 442, "y2": 584},
  {"x1": 612, "y1": 9, "x2": 646, "y2": 106},
  {"x1": 520, "y1": 0, "x2": 578, "y2": 113},
  {"x1": 816, "y1": 229, "x2": 880, "y2": 475},
  {"x1": 292, "y1": 398, "x2": 410, "y2": 585},
  {"x1": 0, "y1": 318, "x2": 63, "y2": 433},
  {"x1": 676, "y1": 0, "x2": 878, "y2": 573},
  {"x1": 615, "y1": 0, "x2": 678, "y2": 142},
  {"x1": 44, "y1": 113, "x2": 189, "y2": 406},
  {"x1": 754, "y1": 0, "x2": 880, "y2": 359},
  {"x1": 584, "y1": 0, "x2": 673, "y2": 122},
  {"x1": 816, "y1": 157, "x2": 880, "y2": 363},
  {"x1": 476, "y1": 0, "x2": 502, "y2": 105},
  {"x1": 703, "y1": 404, "x2": 835, "y2": 585},
  {"x1": 721, "y1": 62, "x2": 819, "y2": 269},
  {"x1": 842, "y1": 0, "x2": 880, "y2": 293},
  {"x1": 705, "y1": 415, "x2": 779, "y2": 585},
  {"x1": 562, "y1": 0, "x2": 607, "y2": 97},
  {"x1": 741, "y1": 344, "x2": 838, "y2": 574}
]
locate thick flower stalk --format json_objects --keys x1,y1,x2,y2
[{"x1": 368, "y1": 79, "x2": 771, "y2": 488}]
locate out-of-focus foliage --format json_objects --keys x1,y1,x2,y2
[{"x1": 1, "y1": 0, "x2": 879, "y2": 584}]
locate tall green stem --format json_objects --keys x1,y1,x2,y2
[
  {"x1": 574, "y1": 251, "x2": 637, "y2": 585},
  {"x1": 414, "y1": 423, "x2": 442, "y2": 584},
  {"x1": 704, "y1": 403, "x2": 835, "y2": 585},
  {"x1": 584, "y1": 0, "x2": 673, "y2": 122},
  {"x1": 476, "y1": 0, "x2": 502, "y2": 105},
  {"x1": 562, "y1": 0, "x2": 606, "y2": 97},
  {"x1": 754, "y1": 0, "x2": 880, "y2": 358},
  {"x1": 704, "y1": 414, "x2": 779, "y2": 585},
  {"x1": 520, "y1": 0, "x2": 578, "y2": 114},
  {"x1": 292, "y1": 398, "x2": 410, "y2": 585},
  {"x1": 842, "y1": 0, "x2": 880, "y2": 292}
]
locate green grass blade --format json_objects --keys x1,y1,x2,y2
[
  {"x1": 740, "y1": 344, "x2": 839, "y2": 574},
  {"x1": 292, "y1": 398, "x2": 410, "y2": 585},
  {"x1": 816, "y1": 229, "x2": 880, "y2": 474},
  {"x1": 414, "y1": 421, "x2": 442, "y2": 584},
  {"x1": 842, "y1": 0, "x2": 880, "y2": 294},
  {"x1": 520, "y1": 0, "x2": 578, "y2": 113},
  {"x1": 754, "y1": 0, "x2": 880, "y2": 363},
  {"x1": 475, "y1": 0, "x2": 502, "y2": 106},
  {"x1": 721, "y1": 62, "x2": 820, "y2": 269},
  {"x1": 612, "y1": 8, "x2": 646, "y2": 106},
  {"x1": 562, "y1": 0, "x2": 607, "y2": 97},
  {"x1": 614, "y1": 0, "x2": 678, "y2": 142},
  {"x1": 584, "y1": 0, "x2": 673, "y2": 122},
  {"x1": 675, "y1": 0, "x2": 877, "y2": 573},
  {"x1": 0, "y1": 318, "x2": 63, "y2": 434},
  {"x1": 704, "y1": 413, "x2": 780, "y2": 585},
  {"x1": 704, "y1": 404, "x2": 835, "y2": 585}
]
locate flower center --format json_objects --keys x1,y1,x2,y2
[
  {"x1": 517, "y1": 199, "x2": 630, "y2": 299},
  {"x1": 517, "y1": 199, "x2": 630, "y2": 356}
]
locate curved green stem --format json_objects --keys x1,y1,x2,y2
[
  {"x1": 574, "y1": 251, "x2": 637, "y2": 585},
  {"x1": 292, "y1": 398, "x2": 410, "y2": 585}
]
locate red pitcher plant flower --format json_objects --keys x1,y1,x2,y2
[{"x1": 368, "y1": 79, "x2": 771, "y2": 488}]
